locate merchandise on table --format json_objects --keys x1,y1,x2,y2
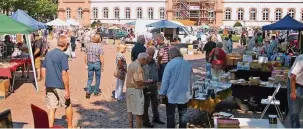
[{"x1": 226, "y1": 53, "x2": 242, "y2": 66}]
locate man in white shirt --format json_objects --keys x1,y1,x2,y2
[{"x1": 288, "y1": 54, "x2": 303, "y2": 128}]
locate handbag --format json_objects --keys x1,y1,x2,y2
[{"x1": 113, "y1": 69, "x2": 125, "y2": 80}]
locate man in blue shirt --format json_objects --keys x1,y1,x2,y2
[
  {"x1": 42, "y1": 35, "x2": 74, "y2": 128},
  {"x1": 159, "y1": 47, "x2": 193, "y2": 128}
]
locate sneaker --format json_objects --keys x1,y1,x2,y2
[
  {"x1": 143, "y1": 122, "x2": 154, "y2": 128},
  {"x1": 153, "y1": 119, "x2": 165, "y2": 124},
  {"x1": 94, "y1": 92, "x2": 101, "y2": 96}
]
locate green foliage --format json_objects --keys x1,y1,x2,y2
[
  {"x1": 233, "y1": 21, "x2": 243, "y2": 27},
  {"x1": 221, "y1": 35, "x2": 241, "y2": 42},
  {"x1": 91, "y1": 21, "x2": 97, "y2": 28},
  {"x1": 1, "y1": 0, "x2": 57, "y2": 20}
]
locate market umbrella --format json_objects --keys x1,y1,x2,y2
[
  {"x1": 146, "y1": 20, "x2": 183, "y2": 28},
  {"x1": 108, "y1": 26, "x2": 120, "y2": 29},
  {"x1": 0, "y1": 14, "x2": 38, "y2": 91},
  {"x1": 174, "y1": 19, "x2": 196, "y2": 26}
]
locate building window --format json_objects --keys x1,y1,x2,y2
[
  {"x1": 148, "y1": 8, "x2": 153, "y2": 19},
  {"x1": 137, "y1": 8, "x2": 142, "y2": 19},
  {"x1": 77, "y1": 8, "x2": 83, "y2": 18},
  {"x1": 237, "y1": 8, "x2": 244, "y2": 20},
  {"x1": 225, "y1": 8, "x2": 231, "y2": 20},
  {"x1": 125, "y1": 7, "x2": 131, "y2": 19},
  {"x1": 289, "y1": 9, "x2": 295, "y2": 18},
  {"x1": 176, "y1": 10, "x2": 180, "y2": 17},
  {"x1": 160, "y1": 8, "x2": 165, "y2": 19},
  {"x1": 103, "y1": 8, "x2": 108, "y2": 19},
  {"x1": 249, "y1": 8, "x2": 256, "y2": 20},
  {"x1": 263, "y1": 9, "x2": 269, "y2": 21},
  {"x1": 208, "y1": 9, "x2": 215, "y2": 20},
  {"x1": 275, "y1": 9, "x2": 282, "y2": 20},
  {"x1": 114, "y1": 8, "x2": 120, "y2": 19},
  {"x1": 66, "y1": 8, "x2": 71, "y2": 19},
  {"x1": 93, "y1": 8, "x2": 98, "y2": 19}
]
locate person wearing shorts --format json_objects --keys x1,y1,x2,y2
[
  {"x1": 125, "y1": 53, "x2": 153, "y2": 128},
  {"x1": 33, "y1": 33, "x2": 43, "y2": 81},
  {"x1": 42, "y1": 35, "x2": 74, "y2": 128}
]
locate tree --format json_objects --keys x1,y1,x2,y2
[
  {"x1": 1, "y1": 0, "x2": 57, "y2": 20},
  {"x1": 233, "y1": 21, "x2": 243, "y2": 27},
  {"x1": 0, "y1": 0, "x2": 15, "y2": 15}
]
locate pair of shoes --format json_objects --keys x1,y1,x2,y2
[
  {"x1": 143, "y1": 122, "x2": 154, "y2": 128},
  {"x1": 153, "y1": 119, "x2": 165, "y2": 124},
  {"x1": 86, "y1": 93, "x2": 91, "y2": 99}
]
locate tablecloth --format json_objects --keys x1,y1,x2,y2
[
  {"x1": 188, "y1": 88, "x2": 232, "y2": 113},
  {"x1": 231, "y1": 83, "x2": 288, "y2": 113},
  {"x1": 0, "y1": 58, "x2": 30, "y2": 78},
  {"x1": 235, "y1": 70, "x2": 272, "y2": 81}
]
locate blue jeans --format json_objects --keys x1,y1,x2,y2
[
  {"x1": 287, "y1": 79, "x2": 303, "y2": 128},
  {"x1": 227, "y1": 46, "x2": 232, "y2": 53},
  {"x1": 166, "y1": 103, "x2": 188, "y2": 128},
  {"x1": 86, "y1": 62, "x2": 101, "y2": 94}
]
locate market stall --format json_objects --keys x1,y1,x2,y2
[
  {"x1": 66, "y1": 18, "x2": 80, "y2": 26},
  {"x1": 262, "y1": 14, "x2": 303, "y2": 53},
  {"x1": 11, "y1": 9, "x2": 46, "y2": 30},
  {"x1": 0, "y1": 14, "x2": 38, "y2": 93}
]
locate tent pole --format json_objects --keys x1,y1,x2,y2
[
  {"x1": 300, "y1": 31, "x2": 302, "y2": 54},
  {"x1": 26, "y1": 34, "x2": 39, "y2": 92}
]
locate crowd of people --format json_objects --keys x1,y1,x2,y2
[
  {"x1": 6, "y1": 24, "x2": 303, "y2": 128},
  {"x1": 39, "y1": 25, "x2": 194, "y2": 128}
]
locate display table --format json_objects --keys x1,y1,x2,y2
[
  {"x1": 214, "y1": 118, "x2": 285, "y2": 128},
  {"x1": 188, "y1": 80, "x2": 232, "y2": 113},
  {"x1": 188, "y1": 88, "x2": 232, "y2": 113},
  {"x1": 231, "y1": 83, "x2": 288, "y2": 113},
  {"x1": 235, "y1": 69, "x2": 272, "y2": 81},
  {"x1": 0, "y1": 58, "x2": 30, "y2": 92}
]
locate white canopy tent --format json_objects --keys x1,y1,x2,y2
[
  {"x1": 66, "y1": 18, "x2": 80, "y2": 26},
  {"x1": 46, "y1": 18, "x2": 68, "y2": 26}
]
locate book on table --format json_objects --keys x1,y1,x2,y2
[{"x1": 217, "y1": 118, "x2": 240, "y2": 128}]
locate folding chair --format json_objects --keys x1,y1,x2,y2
[{"x1": 260, "y1": 83, "x2": 283, "y2": 121}]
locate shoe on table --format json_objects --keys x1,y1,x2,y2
[
  {"x1": 143, "y1": 122, "x2": 154, "y2": 128},
  {"x1": 153, "y1": 119, "x2": 165, "y2": 124}
]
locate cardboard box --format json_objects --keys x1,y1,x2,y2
[
  {"x1": 226, "y1": 55, "x2": 242, "y2": 66},
  {"x1": 0, "y1": 79, "x2": 10, "y2": 99}
]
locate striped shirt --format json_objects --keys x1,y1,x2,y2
[
  {"x1": 156, "y1": 45, "x2": 170, "y2": 64},
  {"x1": 86, "y1": 43, "x2": 104, "y2": 63}
]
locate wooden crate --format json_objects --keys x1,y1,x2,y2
[{"x1": 0, "y1": 79, "x2": 10, "y2": 100}]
